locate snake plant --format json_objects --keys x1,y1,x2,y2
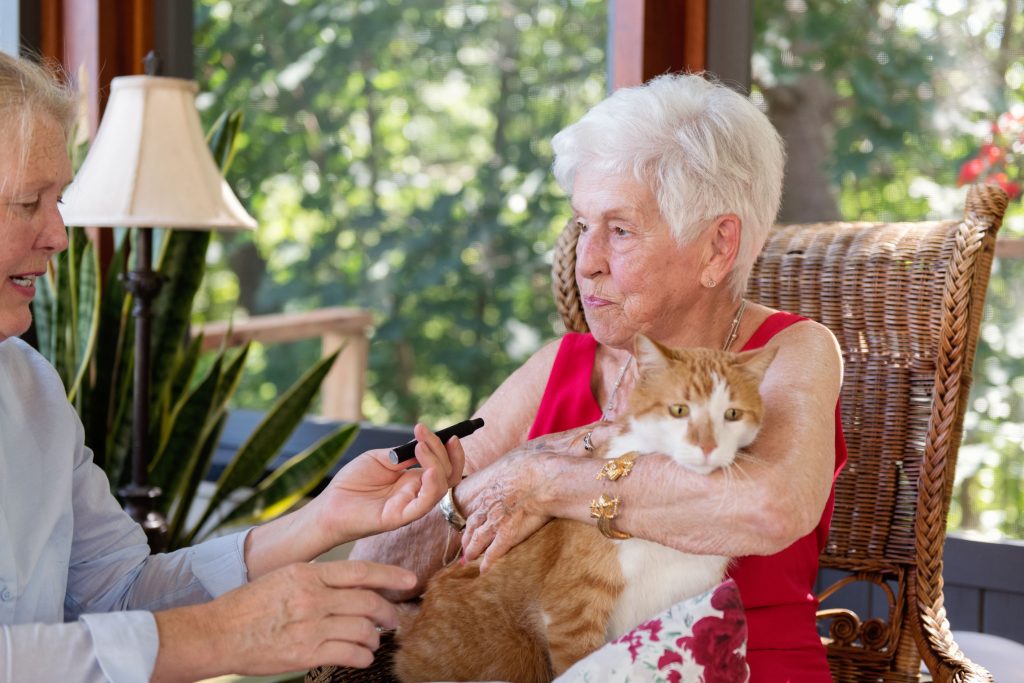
[{"x1": 32, "y1": 111, "x2": 355, "y2": 549}]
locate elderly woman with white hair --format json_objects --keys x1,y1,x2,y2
[{"x1": 352, "y1": 73, "x2": 846, "y2": 681}]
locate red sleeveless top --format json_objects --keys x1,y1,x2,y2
[{"x1": 528, "y1": 313, "x2": 847, "y2": 682}]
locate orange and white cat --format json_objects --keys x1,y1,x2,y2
[{"x1": 394, "y1": 335, "x2": 777, "y2": 683}]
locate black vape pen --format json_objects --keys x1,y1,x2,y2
[{"x1": 388, "y1": 417, "x2": 485, "y2": 464}]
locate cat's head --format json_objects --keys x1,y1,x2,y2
[{"x1": 623, "y1": 335, "x2": 778, "y2": 474}]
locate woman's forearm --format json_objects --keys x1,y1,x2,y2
[{"x1": 533, "y1": 451, "x2": 806, "y2": 557}]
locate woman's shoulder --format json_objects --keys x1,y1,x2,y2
[
  {"x1": 745, "y1": 305, "x2": 838, "y2": 350},
  {"x1": 750, "y1": 311, "x2": 843, "y2": 399},
  {"x1": 0, "y1": 337, "x2": 69, "y2": 401}
]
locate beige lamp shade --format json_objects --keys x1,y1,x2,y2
[{"x1": 60, "y1": 75, "x2": 256, "y2": 231}]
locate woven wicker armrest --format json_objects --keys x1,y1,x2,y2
[{"x1": 912, "y1": 596, "x2": 993, "y2": 683}]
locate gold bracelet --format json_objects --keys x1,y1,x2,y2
[
  {"x1": 596, "y1": 451, "x2": 639, "y2": 481},
  {"x1": 589, "y1": 493, "x2": 632, "y2": 540}
]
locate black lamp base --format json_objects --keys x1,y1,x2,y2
[
  {"x1": 120, "y1": 226, "x2": 169, "y2": 554},
  {"x1": 120, "y1": 483, "x2": 169, "y2": 552}
]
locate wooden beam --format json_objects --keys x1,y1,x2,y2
[
  {"x1": 611, "y1": 0, "x2": 706, "y2": 90},
  {"x1": 995, "y1": 237, "x2": 1024, "y2": 259},
  {"x1": 194, "y1": 308, "x2": 375, "y2": 422}
]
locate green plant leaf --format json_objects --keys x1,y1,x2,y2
[
  {"x1": 165, "y1": 343, "x2": 251, "y2": 539},
  {"x1": 88, "y1": 238, "x2": 129, "y2": 471},
  {"x1": 191, "y1": 348, "x2": 342, "y2": 534},
  {"x1": 168, "y1": 333, "x2": 205, "y2": 416},
  {"x1": 214, "y1": 423, "x2": 358, "y2": 533},
  {"x1": 53, "y1": 246, "x2": 72, "y2": 386},
  {"x1": 150, "y1": 354, "x2": 224, "y2": 512},
  {"x1": 151, "y1": 229, "x2": 212, "y2": 421},
  {"x1": 167, "y1": 410, "x2": 228, "y2": 550},
  {"x1": 211, "y1": 344, "x2": 250, "y2": 415},
  {"x1": 207, "y1": 110, "x2": 243, "y2": 175},
  {"x1": 32, "y1": 262, "x2": 57, "y2": 366},
  {"x1": 67, "y1": 240, "x2": 100, "y2": 403}
]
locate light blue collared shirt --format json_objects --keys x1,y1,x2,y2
[{"x1": 0, "y1": 337, "x2": 250, "y2": 682}]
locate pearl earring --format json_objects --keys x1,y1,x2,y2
[{"x1": 705, "y1": 277, "x2": 716, "y2": 288}]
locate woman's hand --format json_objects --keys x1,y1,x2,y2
[
  {"x1": 459, "y1": 447, "x2": 549, "y2": 573},
  {"x1": 459, "y1": 420, "x2": 620, "y2": 572},
  {"x1": 152, "y1": 560, "x2": 416, "y2": 681},
  {"x1": 313, "y1": 423, "x2": 466, "y2": 546},
  {"x1": 245, "y1": 423, "x2": 464, "y2": 580}
]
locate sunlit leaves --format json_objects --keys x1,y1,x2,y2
[{"x1": 194, "y1": 0, "x2": 607, "y2": 425}]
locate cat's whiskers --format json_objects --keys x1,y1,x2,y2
[{"x1": 733, "y1": 451, "x2": 761, "y2": 466}]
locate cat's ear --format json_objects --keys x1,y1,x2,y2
[
  {"x1": 734, "y1": 346, "x2": 778, "y2": 380},
  {"x1": 634, "y1": 334, "x2": 672, "y2": 371}
]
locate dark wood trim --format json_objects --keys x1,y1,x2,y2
[
  {"x1": 153, "y1": 0, "x2": 193, "y2": 79},
  {"x1": 15, "y1": 0, "x2": 44, "y2": 56},
  {"x1": 706, "y1": 0, "x2": 752, "y2": 92},
  {"x1": 609, "y1": 0, "x2": 706, "y2": 90},
  {"x1": 682, "y1": 0, "x2": 707, "y2": 73}
]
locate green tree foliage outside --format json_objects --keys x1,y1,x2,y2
[
  {"x1": 193, "y1": 0, "x2": 606, "y2": 427},
  {"x1": 194, "y1": 0, "x2": 1021, "y2": 538},
  {"x1": 754, "y1": 0, "x2": 1024, "y2": 539}
]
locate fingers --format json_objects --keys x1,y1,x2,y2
[
  {"x1": 318, "y1": 588, "x2": 401, "y2": 631},
  {"x1": 410, "y1": 422, "x2": 465, "y2": 488},
  {"x1": 387, "y1": 465, "x2": 445, "y2": 524},
  {"x1": 444, "y1": 435, "x2": 466, "y2": 486},
  {"x1": 313, "y1": 640, "x2": 376, "y2": 670},
  {"x1": 580, "y1": 421, "x2": 621, "y2": 454},
  {"x1": 411, "y1": 422, "x2": 454, "y2": 480},
  {"x1": 479, "y1": 530, "x2": 519, "y2": 574},
  {"x1": 460, "y1": 507, "x2": 499, "y2": 563},
  {"x1": 315, "y1": 559, "x2": 417, "y2": 595}
]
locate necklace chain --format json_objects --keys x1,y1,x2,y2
[
  {"x1": 601, "y1": 356, "x2": 633, "y2": 421},
  {"x1": 722, "y1": 298, "x2": 747, "y2": 352},
  {"x1": 600, "y1": 298, "x2": 747, "y2": 421}
]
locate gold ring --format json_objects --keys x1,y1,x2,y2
[{"x1": 583, "y1": 431, "x2": 595, "y2": 452}]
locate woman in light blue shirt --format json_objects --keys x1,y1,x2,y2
[{"x1": 0, "y1": 51, "x2": 465, "y2": 683}]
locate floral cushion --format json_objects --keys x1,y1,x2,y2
[{"x1": 555, "y1": 578, "x2": 749, "y2": 683}]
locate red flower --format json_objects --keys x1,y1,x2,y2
[
  {"x1": 657, "y1": 648, "x2": 683, "y2": 671},
  {"x1": 980, "y1": 143, "x2": 1003, "y2": 165},
  {"x1": 990, "y1": 172, "x2": 1022, "y2": 199},
  {"x1": 958, "y1": 157, "x2": 985, "y2": 186},
  {"x1": 614, "y1": 617, "x2": 663, "y2": 662},
  {"x1": 677, "y1": 583, "x2": 748, "y2": 683}
]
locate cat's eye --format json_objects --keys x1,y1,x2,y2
[
  {"x1": 724, "y1": 408, "x2": 743, "y2": 421},
  {"x1": 669, "y1": 404, "x2": 689, "y2": 418}
]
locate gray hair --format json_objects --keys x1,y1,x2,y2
[
  {"x1": 551, "y1": 73, "x2": 785, "y2": 297},
  {"x1": 0, "y1": 51, "x2": 76, "y2": 193}
]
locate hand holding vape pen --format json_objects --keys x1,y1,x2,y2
[{"x1": 388, "y1": 417, "x2": 485, "y2": 464}]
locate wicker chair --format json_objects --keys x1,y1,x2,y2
[
  {"x1": 557, "y1": 183, "x2": 1007, "y2": 683},
  {"x1": 308, "y1": 184, "x2": 1007, "y2": 683}
]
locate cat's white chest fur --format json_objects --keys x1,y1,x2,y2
[
  {"x1": 601, "y1": 425, "x2": 736, "y2": 641},
  {"x1": 607, "y1": 539, "x2": 729, "y2": 640}
]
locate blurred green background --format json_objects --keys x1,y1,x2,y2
[{"x1": 191, "y1": 0, "x2": 1022, "y2": 540}]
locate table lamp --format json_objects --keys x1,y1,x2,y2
[{"x1": 60, "y1": 69, "x2": 256, "y2": 551}]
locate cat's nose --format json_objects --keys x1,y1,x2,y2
[{"x1": 699, "y1": 442, "x2": 716, "y2": 458}]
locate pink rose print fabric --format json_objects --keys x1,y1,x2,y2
[{"x1": 554, "y1": 579, "x2": 749, "y2": 682}]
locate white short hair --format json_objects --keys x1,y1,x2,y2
[{"x1": 551, "y1": 73, "x2": 785, "y2": 297}]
